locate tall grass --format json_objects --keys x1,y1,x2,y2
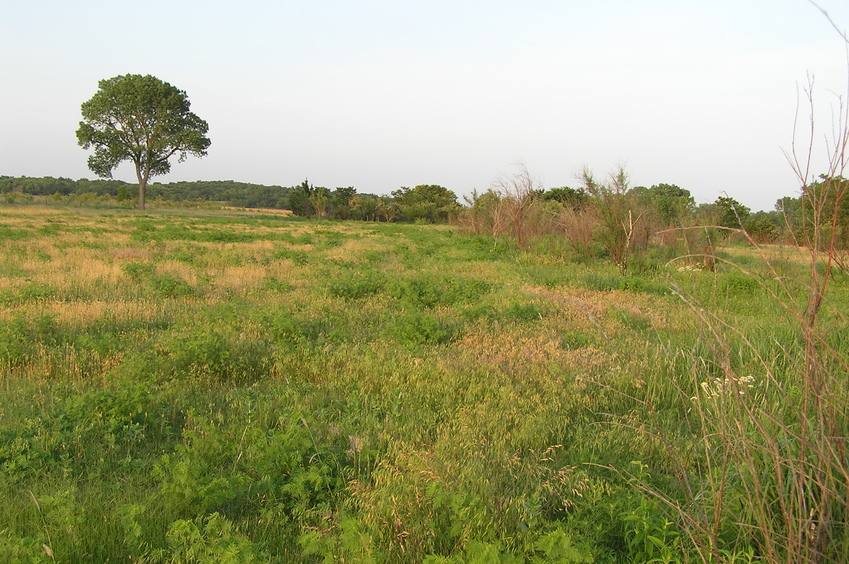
[
  {"x1": 616, "y1": 34, "x2": 849, "y2": 563},
  {"x1": 1, "y1": 194, "x2": 847, "y2": 562}
]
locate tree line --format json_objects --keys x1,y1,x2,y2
[
  {"x1": 458, "y1": 165, "x2": 849, "y2": 272},
  {"x1": 0, "y1": 176, "x2": 462, "y2": 223},
  {"x1": 3, "y1": 172, "x2": 846, "y2": 257},
  {"x1": 57, "y1": 73, "x2": 847, "y2": 258}
]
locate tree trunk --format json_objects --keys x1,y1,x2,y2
[
  {"x1": 135, "y1": 161, "x2": 149, "y2": 211},
  {"x1": 138, "y1": 179, "x2": 147, "y2": 210}
]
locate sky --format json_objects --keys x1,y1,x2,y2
[{"x1": 2, "y1": 1, "x2": 848, "y2": 212}]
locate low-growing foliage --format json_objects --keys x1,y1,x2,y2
[
  {"x1": 388, "y1": 311, "x2": 459, "y2": 347},
  {"x1": 0, "y1": 204, "x2": 847, "y2": 563},
  {"x1": 327, "y1": 269, "x2": 386, "y2": 300}
]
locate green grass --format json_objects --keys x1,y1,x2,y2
[{"x1": 0, "y1": 205, "x2": 847, "y2": 562}]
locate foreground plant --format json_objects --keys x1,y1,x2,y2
[{"x1": 625, "y1": 18, "x2": 849, "y2": 562}]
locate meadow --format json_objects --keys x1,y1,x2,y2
[{"x1": 1, "y1": 204, "x2": 847, "y2": 563}]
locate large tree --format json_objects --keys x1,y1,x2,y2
[
  {"x1": 76, "y1": 74, "x2": 210, "y2": 210},
  {"x1": 630, "y1": 183, "x2": 695, "y2": 226},
  {"x1": 714, "y1": 195, "x2": 751, "y2": 229},
  {"x1": 392, "y1": 184, "x2": 460, "y2": 222}
]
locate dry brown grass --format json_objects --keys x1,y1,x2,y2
[
  {"x1": 220, "y1": 206, "x2": 294, "y2": 215},
  {"x1": 214, "y1": 265, "x2": 269, "y2": 294},
  {"x1": 110, "y1": 248, "x2": 152, "y2": 261}
]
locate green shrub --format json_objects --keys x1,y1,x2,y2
[
  {"x1": 270, "y1": 247, "x2": 310, "y2": 266},
  {"x1": 327, "y1": 270, "x2": 386, "y2": 300},
  {"x1": 389, "y1": 311, "x2": 459, "y2": 346},
  {"x1": 158, "y1": 513, "x2": 267, "y2": 563},
  {"x1": 8, "y1": 282, "x2": 56, "y2": 304},
  {"x1": 121, "y1": 261, "x2": 155, "y2": 282},
  {"x1": 0, "y1": 532, "x2": 49, "y2": 563},
  {"x1": 157, "y1": 328, "x2": 272, "y2": 383},
  {"x1": 262, "y1": 276, "x2": 292, "y2": 293},
  {"x1": 388, "y1": 273, "x2": 492, "y2": 309},
  {"x1": 502, "y1": 302, "x2": 544, "y2": 323},
  {"x1": 0, "y1": 312, "x2": 61, "y2": 366},
  {"x1": 149, "y1": 273, "x2": 195, "y2": 298}
]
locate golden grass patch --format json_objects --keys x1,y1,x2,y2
[
  {"x1": 156, "y1": 261, "x2": 198, "y2": 284},
  {"x1": 453, "y1": 325, "x2": 570, "y2": 372},
  {"x1": 110, "y1": 247, "x2": 152, "y2": 261},
  {"x1": 215, "y1": 265, "x2": 269, "y2": 293},
  {"x1": 721, "y1": 243, "x2": 812, "y2": 265},
  {"x1": 48, "y1": 299, "x2": 171, "y2": 328},
  {"x1": 23, "y1": 248, "x2": 122, "y2": 290}
]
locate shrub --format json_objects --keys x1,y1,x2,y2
[
  {"x1": 388, "y1": 273, "x2": 492, "y2": 309},
  {"x1": 149, "y1": 273, "x2": 195, "y2": 298},
  {"x1": 121, "y1": 261, "x2": 155, "y2": 282},
  {"x1": 0, "y1": 312, "x2": 61, "y2": 366},
  {"x1": 388, "y1": 312, "x2": 459, "y2": 346},
  {"x1": 327, "y1": 270, "x2": 386, "y2": 300}
]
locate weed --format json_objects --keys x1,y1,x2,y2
[
  {"x1": 121, "y1": 262, "x2": 155, "y2": 282},
  {"x1": 270, "y1": 247, "x2": 310, "y2": 266},
  {"x1": 327, "y1": 270, "x2": 386, "y2": 300},
  {"x1": 388, "y1": 311, "x2": 459, "y2": 347},
  {"x1": 149, "y1": 273, "x2": 195, "y2": 298}
]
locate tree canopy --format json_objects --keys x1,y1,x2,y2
[
  {"x1": 76, "y1": 74, "x2": 210, "y2": 210},
  {"x1": 714, "y1": 196, "x2": 752, "y2": 229},
  {"x1": 630, "y1": 183, "x2": 695, "y2": 226},
  {"x1": 391, "y1": 185, "x2": 460, "y2": 222}
]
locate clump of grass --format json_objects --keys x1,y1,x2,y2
[
  {"x1": 583, "y1": 272, "x2": 668, "y2": 295},
  {"x1": 560, "y1": 331, "x2": 590, "y2": 350},
  {"x1": 270, "y1": 247, "x2": 310, "y2": 266}
]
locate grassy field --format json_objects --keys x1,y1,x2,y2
[{"x1": 1, "y1": 204, "x2": 847, "y2": 563}]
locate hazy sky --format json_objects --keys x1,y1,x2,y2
[{"x1": 2, "y1": 1, "x2": 848, "y2": 211}]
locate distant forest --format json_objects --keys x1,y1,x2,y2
[
  {"x1": 0, "y1": 177, "x2": 321, "y2": 210},
  {"x1": 0, "y1": 176, "x2": 461, "y2": 223}
]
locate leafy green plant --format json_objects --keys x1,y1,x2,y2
[
  {"x1": 270, "y1": 247, "x2": 310, "y2": 265},
  {"x1": 327, "y1": 269, "x2": 386, "y2": 300},
  {"x1": 388, "y1": 273, "x2": 492, "y2": 309},
  {"x1": 0, "y1": 532, "x2": 51, "y2": 563},
  {"x1": 121, "y1": 261, "x2": 156, "y2": 282},
  {"x1": 533, "y1": 527, "x2": 595, "y2": 563},
  {"x1": 388, "y1": 311, "x2": 459, "y2": 346},
  {"x1": 149, "y1": 273, "x2": 195, "y2": 298},
  {"x1": 621, "y1": 464, "x2": 683, "y2": 564},
  {"x1": 153, "y1": 512, "x2": 267, "y2": 563},
  {"x1": 0, "y1": 312, "x2": 61, "y2": 366}
]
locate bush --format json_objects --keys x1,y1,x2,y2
[
  {"x1": 149, "y1": 273, "x2": 195, "y2": 298},
  {"x1": 327, "y1": 270, "x2": 386, "y2": 300},
  {"x1": 388, "y1": 273, "x2": 492, "y2": 309},
  {"x1": 121, "y1": 262, "x2": 155, "y2": 282},
  {"x1": 388, "y1": 312, "x2": 459, "y2": 346},
  {"x1": 0, "y1": 312, "x2": 61, "y2": 366}
]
